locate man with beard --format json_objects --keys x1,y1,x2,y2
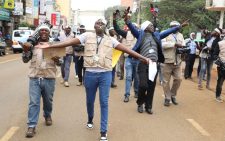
[{"x1": 36, "y1": 19, "x2": 149, "y2": 141}]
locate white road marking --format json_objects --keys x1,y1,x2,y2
[
  {"x1": 0, "y1": 126, "x2": 19, "y2": 141},
  {"x1": 0, "y1": 59, "x2": 20, "y2": 64},
  {"x1": 187, "y1": 119, "x2": 210, "y2": 136}
]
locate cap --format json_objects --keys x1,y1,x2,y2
[
  {"x1": 170, "y1": 21, "x2": 180, "y2": 26},
  {"x1": 141, "y1": 21, "x2": 152, "y2": 31},
  {"x1": 38, "y1": 24, "x2": 50, "y2": 32},
  {"x1": 108, "y1": 27, "x2": 114, "y2": 31}
]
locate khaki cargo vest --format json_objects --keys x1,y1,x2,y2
[
  {"x1": 28, "y1": 47, "x2": 57, "y2": 78},
  {"x1": 122, "y1": 31, "x2": 137, "y2": 57},
  {"x1": 84, "y1": 33, "x2": 113, "y2": 71},
  {"x1": 162, "y1": 32, "x2": 185, "y2": 65},
  {"x1": 218, "y1": 40, "x2": 225, "y2": 61}
]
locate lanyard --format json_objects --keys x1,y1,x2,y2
[
  {"x1": 96, "y1": 37, "x2": 103, "y2": 54},
  {"x1": 172, "y1": 34, "x2": 177, "y2": 42}
]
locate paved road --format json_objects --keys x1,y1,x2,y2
[{"x1": 0, "y1": 54, "x2": 225, "y2": 141}]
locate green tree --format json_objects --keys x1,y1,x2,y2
[{"x1": 140, "y1": 0, "x2": 220, "y2": 37}]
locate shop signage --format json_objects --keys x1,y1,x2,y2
[{"x1": 0, "y1": 8, "x2": 10, "y2": 21}]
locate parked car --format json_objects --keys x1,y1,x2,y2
[
  {"x1": 12, "y1": 29, "x2": 34, "y2": 53},
  {"x1": 0, "y1": 37, "x2": 6, "y2": 56}
]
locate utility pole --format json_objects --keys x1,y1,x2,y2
[{"x1": 137, "y1": 0, "x2": 141, "y2": 25}]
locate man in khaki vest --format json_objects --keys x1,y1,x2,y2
[
  {"x1": 36, "y1": 19, "x2": 149, "y2": 141},
  {"x1": 161, "y1": 21, "x2": 186, "y2": 107},
  {"x1": 22, "y1": 25, "x2": 58, "y2": 138}
]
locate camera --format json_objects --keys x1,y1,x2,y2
[
  {"x1": 176, "y1": 47, "x2": 190, "y2": 54},
  {"x1": 27, "y1": 20, "x2": 53, "y2": 46}
]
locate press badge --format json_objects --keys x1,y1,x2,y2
[
  {"x1": 149, "y1": 49, "x2": 154, "y2": 54},
  {"x1": 93, "y1": 55, "x2": 99, "y2": 62}
]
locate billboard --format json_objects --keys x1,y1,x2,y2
[
  {"x1": 3, "y1": 0, "x2": 14, "y2": 9},
  {"x1": 51, "y1": 12, "x2": 60, "y2": 26}
]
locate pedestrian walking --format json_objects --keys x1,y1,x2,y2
[
  {"x1": 123, "y1": 8, "x2": 188, "y2": 113},
  {"x1": 161, "y1": 21, "x2": 186, "y2": 107},
  {"x1": 57, "y1": 25, "x2": 75, "y2": 87},
  {"x1": 113, "y1": 13, "x2": 139, "y2": 102},
  {"x1": 22, "y1": 24, "x2": 59, "y2": 138},
  {"x1": 73, "y1": 25, "x2": 86, "y2": 86}
]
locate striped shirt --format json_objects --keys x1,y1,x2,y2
[{"x1": 140, "y1": 33, "x2": 158, "y2": 62}]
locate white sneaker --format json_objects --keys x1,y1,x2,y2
[
  {"x1": 100, "y1": 133, "x2": 108, "y2": 141},
  {"x1": 60, "y1": 80, "x2": 64, "y2": 84},
  {"x1": 64, "y1": 81, "x2": 69, "y2": 87},
  {"x1": 216, "y1": 97, "x2": 223, "y2": 103},
  {"x1": 86, "y1": 122, "x2": 93, "y2": 129}
]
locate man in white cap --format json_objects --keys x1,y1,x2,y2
[
  {"x1": 36, "y1": 18, "x2": 149, "y2": 141},
  {"x1": 22, "y1": 24, "x2": 59, "y2": 138},
  {"x1": 123, "y1": 10, "x2": 188, "y2": 114},
  {"x1": 113, "y1": 12, "x2": 139, "y2": 102},
  {"x1": 161, "y1": 21, "x2": 186, "y2": 107}
]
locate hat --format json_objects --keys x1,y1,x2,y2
[
  {"x1": 64, "y1": 25, "x2": 71, "y2": 29},
  {"x1": 170, "y1": 21, "x2": 180, "y2": 26},
  {"x1": 141, "y1": 21, "x2": 152, "y2": 31},
  {"x1": 96, "y1": 19, "x2": 107, "y2": 25},
  {"x1": 108, "y1": 27, "x2": 114, "y2": 31},
  {"x1": 214, "y1": 27, "x2": 222, "y2": 34},
  {"x1": 38, "y1": 24, "x2": 50, "y2": 32}
]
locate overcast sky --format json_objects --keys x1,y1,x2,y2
[{"x1": 71, "y1": 0, "x2": 121, "y2": 10}]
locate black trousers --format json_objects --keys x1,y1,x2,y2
[
  {"x1": 216, "y1": 67, "x2": 225, "y2": 97},
  {"x1": 184, "y1": 54, "x2": 196, "y2": 78},
  {"x1": 77, "y1": 56, "x2": 85, "y2": 83},
  {"x1": 137, "y1": 63, "x2": 158, "y2": 109}
]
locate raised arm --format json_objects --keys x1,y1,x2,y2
[
  {"x1": 36, "y1": 38, "x2": 81, "y2": 49},
  {"x1": 160, "y1": 20, "x2": 189, "y2": 39},
  {"x1": 115, "y1": 43, "x2": 149, "y2": 64},
  {"x1": 113, "y1": 13, "x2": 127, "y2": 38}
]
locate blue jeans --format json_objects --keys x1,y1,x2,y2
[
  {"x1": 84, "y1": 71, "x2": 112, "y2": 133},
  {"x1": 27, "y1": 78, "x2": 55, "y2": 127},
  {"x1": 61, "y1": 54, "x2": 72, "y2": 81},
  {"x1": 198, "y1": 58, "x2": 213, "y2": 86},
  {"x1": 124, "y1": 57, "x2": 139, "y2": 97}
]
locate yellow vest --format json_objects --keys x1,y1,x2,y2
[{"x1": 84, "y1": 33, "x2": 113, "y2": 71}]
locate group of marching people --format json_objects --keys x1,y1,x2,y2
[{"x1": 21, "y1": 7, "x2": 225, "y2": 141}]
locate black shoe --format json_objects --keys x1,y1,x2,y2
[
  {"x1": 111, "y1": 84, "x2": 117, "y2": 88},
  {"x1": 45, "y1": 116, "x2": 52, "y2": 126},
  {"x1": 145, "y1": 108, "x2": 153, "y2": 114},
  {"x1": 134, "y1": 93, "x2": 138, "y2": 98},
  {"x1": 137, "y1": 105, "x2": 143, "y2": 113},
  {"x1": 26, "y1": 127, "x2": 36, "y2": 138},
  {"x1": 171, "y1": 97, "x2": 178, "y2": 105},
  {"x1": 123, "y1": 96, "x2": 129, "y2": 102},
  {"x1": 164, "y1": 99, "x2": 170, "y2": 107},
  {"x1": 100, "y1": 132, "x2": 108, "y2": 141}
]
